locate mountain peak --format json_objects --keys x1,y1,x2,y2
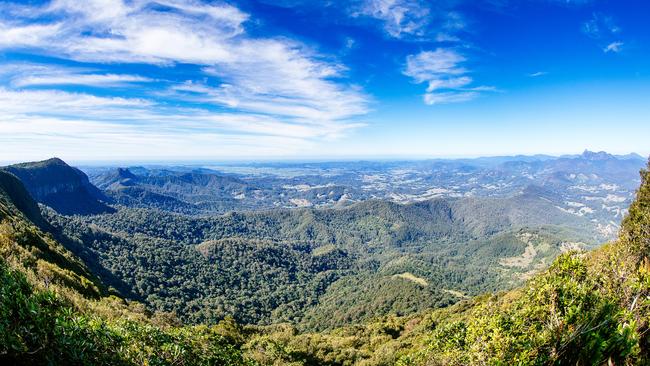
[
  {"x1": 1, "y1": 158, "x2": 114, "y2": 215},
  {"x1": 116, "y1": 168, "x2": 137, "y2": 180},
  {"x1": 581, "y1": 150, "x2": 614, "y2": 161}
]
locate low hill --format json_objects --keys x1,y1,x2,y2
[
  {"x1": 90, "y1": 167, "x2": 253, "y2": 213},
  {"x1": 1, "y1": 158, "x2": 114, "y2": 215}
]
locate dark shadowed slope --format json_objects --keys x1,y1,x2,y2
[
  {"x1": 0, "y1": 169, "x2": 249, "y2": 365},
  {"x1": 2, "y1": 158, "x2": 114, "y2": 215}
]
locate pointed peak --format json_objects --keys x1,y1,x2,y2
[
  {"x1": 116, "y1": 168, "x2": 137, "y2": 179},
  {"x1": 581, "y1": 150, "x2": 614, "y2": 161}
]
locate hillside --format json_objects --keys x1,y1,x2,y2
[
  {"x1": 1, "y1": 158, "x2": 114, "y2": 215},
  {"x1": 0, "y1": 170, "x2": 250, "y2": 365},
  {"x1": 1, "y1": 159, "x2": 649, "y2": 365},
  {"x1": 48, "y1": 188, "x2": 599, "y2": 329},
  {"x1": 237, "y1": 159, "x2": 650, "y2": 365},
  {"x1": 88, "y1": 167, "x2": 258, "y2": 214}
]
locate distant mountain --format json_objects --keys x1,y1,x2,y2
[
  {"x1": 48, "y1": 184, "x2": 600, "y2": 328},
  {"x1": 1, "y1": 158, "x2": 114, "y2": 215},
  {"x1": 3, "y1": 157, "x2": 649, "y2": 365},
  {"x1": 88, "y1": 167, "x2": 256, "y2": 213},
  {"x1": 80, "y1": 152, "x2": 646, "y2": 233}
]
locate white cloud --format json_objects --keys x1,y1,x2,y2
[
  {"x1": 357, "y1": 0, "x2": 431, "y2": 38},
  {"x1": 0, "y1": 63, "x2": 154, "y2": 87},
  {"x1": 0, "y1": 85, "x2": 360, "y2": 161},
  {"x1": 0, "y1": 114, "x2": 313, "y2": 161},
  {"x1": 423, "y1": 91, "x2": 477, "y2": 105},
  {"x1": 603, "y1": 41, "x2": 623, "y2": 53},
  {"x1": 403, "y1": 49, "x2": 493, "y2": 105},
  {"x1": 14, "y1": 73, "x2": 152, "y2": 87},
  {"x1": 0, "y1": 0, "x2": 370, "y2": 158},
  {"x1": 582, "y1": 13, "x2": 620, "y2": 39},
  {"x1": 0, "y1": 88, "x2": 151, "y2": 115},
  {"x1": 404, "y1": 49, "x2": 467, "y2": 82},
  {"x1": 0, "y1": 21, "x2": 62, "y2": 47},
  {"x1": 426, "y1": 76, "x2": 472, "y2": 92},
  {"x1": 528, "y1": 71, "x2": 548, "y2": 77}
]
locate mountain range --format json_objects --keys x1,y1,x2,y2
[
  {"x1": 1, "y1": 153, "x2": 644, "y2": 329},
  {"x1": 0, "y1": 154, "x2": 648, "y2": 365}
]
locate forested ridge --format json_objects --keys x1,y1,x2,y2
[
  {"x1": 46, "y1": 191, "x2": 597, "y2": 329},
  {"x1": 1, "y1": 159, "x2": 649, "y2": 365}
]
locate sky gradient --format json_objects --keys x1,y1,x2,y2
[{"x1": 0, "y1": 0, "x2": 648, "y2": 163}]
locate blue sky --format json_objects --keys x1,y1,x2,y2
[{"x1": 0, "y1": 0, "x2": 648, "y2": 162}]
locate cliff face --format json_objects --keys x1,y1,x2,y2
[
  {"x1": 1, "y1": 158, "x2": 114, "y2": 215},
  {"x1": 0, "y1": 170, "x2": 46, "y2": 227}
]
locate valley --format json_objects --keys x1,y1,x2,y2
[
  {"x1": 1, "y1": 152, "x2": 645, "y2": 332},
  {"x1": 0, "y1": 154, "x2": 648, "y2": 365}
]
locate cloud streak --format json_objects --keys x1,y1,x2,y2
[
  {"x1": 0, "y1": 63, "x2": 154, "y2": 88},
  {"x1": 603, "y1": 41, "x2": 623, "y2": 53},
  {"x1": 581, "y1": 12, "x2": 624, "y2": 53},
  {"x1": 0, "y1": 0, "x2": 370, "y2": 159},
  {"x1": 403, "y1": 49, "x2": 492, "y2": 105},
  {"x1": 354, "y1": 0, "x2": 465, "y2": 41}
]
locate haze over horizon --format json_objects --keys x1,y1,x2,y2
[
  {"x1": 0, "y1": 149, "x2": 646, "y2": 167},
  {"x1": 1, "y1": 0, "x2": 649, "y2": 161}
]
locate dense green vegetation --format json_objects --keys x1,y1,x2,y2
[
  {"x1": 47, "y1": 192, "x2": 597, "y2": 329},
  {"x1": 0, "y1": 170, "x2": 251, "y2": 365},
  {"x1": 2, "y1": 158, "x2": 649, "y2": 365},
  {"x1": 236, "y1": 160, "x2": 650, "y2": 365}
]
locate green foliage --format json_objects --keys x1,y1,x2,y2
[
  {"x1": 47, "y1": 194, "x2": 595, "y2": 329},
  {"x1": 236, "y1": 159, "x2": 650, "y2": 366},
  {"x1": 620, "y1": 160, "x2": 650, "y2": 259},
  {"x1": 2, "y1": 159, "x2": 649, "y2": 365},
  {"x1": 0, "y1": 260, "x2": 251, "y2": 365}
]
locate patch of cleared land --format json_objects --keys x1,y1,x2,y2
[
  {"x1": 499, "y1": 233, "x2": 538, "y2": 268},
  {"x1": 393, "y1": 272, "x2": 428, "y2": 287},
  {"x1": 442, "y1": 289, "x2": 468, "y2": 298}
]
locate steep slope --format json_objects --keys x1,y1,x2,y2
[
  {"x1": 2, "y1": 159, "x2": 648, "y2": 365},
  {"x1": 0, "y1": 170, "x2": 250, "y2": 365},
  {"x1": 0, "y1": 170, "x2": 47, "y2": 228},
  {"x1": 2, "y1": 158, "x2": 114, "y2": 215}
]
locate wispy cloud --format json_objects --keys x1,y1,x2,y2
[
  {"x1": 0, "y1": 88, "x2": 151, "y2": 115},
  {"x1": 0, "y1": 0, "x2": 370, "y2": 158},
  {"x1": 581, "y1": 12, "x2": 624, "y2": 53},
  {"x1": 603, "y1": 41, "x2": 623, "y2": 53},
  {"x1": 353, "y1": 0, "x2": 465, "y2": 41},
  {"x1": 403, "y1": 49, "x2": 493, "y2": 105},
  {"x1": 355, "y1": 0, "x2": 431, "y2": 39},
  {"x1": 0, "y1": 87, "x2": 336, "y2": 160},
  {"x1": 0, "y1": 63, "x2": 153, "y2": 88},
  {"x1": 423, "y1": 91, "x2": 477, "y2": 105},
  {"x1": 528, "y1": 71, "x2": 548, "y2": 77},
  {"x1": 582, "y1": 13, "x2": 620, "y2": 39}
]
